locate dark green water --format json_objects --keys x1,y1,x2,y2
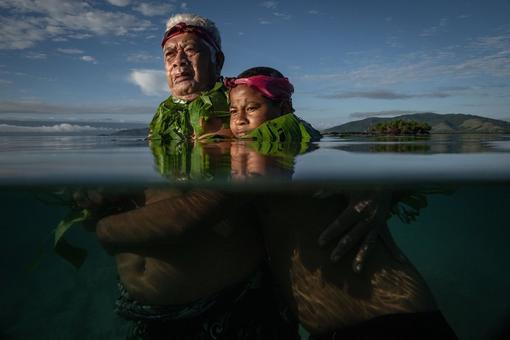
[
  {"x1": 1, "y1": 185, "x2": 509, "y2": 339},
  {"x1": 1, "y1": 135, "x2": 510, "y2": 339}
]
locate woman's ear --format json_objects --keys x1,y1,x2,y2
[{"x1": 280, "y1": 100, "x2": 293, "y2": 114}]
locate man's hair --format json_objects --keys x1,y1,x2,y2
[
  {"x1": 237, "y1": 67, "x2": 294, "y2": 112},
  {"x1": 165, "y1": 13, "x2": 222, "y2": 51}
]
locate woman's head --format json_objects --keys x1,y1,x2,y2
[{"x1": 226, "y1": 67, "x2": 294, "y2": 138}]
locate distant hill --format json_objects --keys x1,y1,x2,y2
[{"x1": 324, "y1": 113, "x2": 510, "y2": 134}]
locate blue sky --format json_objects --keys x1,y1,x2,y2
[{"x1": 0, "y1": 0, "x2": 509, "y2": 130}]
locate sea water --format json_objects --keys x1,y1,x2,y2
[{"x1": 1, "y1": 134, "x2": 509, "y2": 340}]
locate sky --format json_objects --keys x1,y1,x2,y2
[{"x1": 0, "y1": 0, "x2": 509, "y2": 130}]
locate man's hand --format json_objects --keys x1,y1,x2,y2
[
  {"x1": 72, "y1": 188, "x2": 143, "y2": 231},
  {"x1": 318, "y1": 190, "x2": 392, "y2": 273}
]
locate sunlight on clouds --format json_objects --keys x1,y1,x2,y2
[
  {"x1": 81, "y1": 56, "x2": 97, "y2": 63},
  {"x1": 129, "y1": 69, "x2": 167, "y2": 96}
]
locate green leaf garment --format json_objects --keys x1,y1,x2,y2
[{"x1": 149, "y1": 82, "x2": 230, "y2": 141}]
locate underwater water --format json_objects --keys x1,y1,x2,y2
[{"x1": 1, "y1": 134, "x2": 509, "y2": 340}]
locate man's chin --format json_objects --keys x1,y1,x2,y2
[{"x1": 171, "y1": 82, "x2": 199, "y2": 98}]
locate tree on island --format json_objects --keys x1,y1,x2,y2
[{"x1": 368, "y1": 119, "x2": 431, "y2": 135}]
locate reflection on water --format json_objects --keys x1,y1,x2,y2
[
  {"x1": 1, "y1": 134, "x2": 510, "y2": 339},
  {"x1": 1, "y1": 134, "x2": 509, "y2": 186},
  {"x1": 328, "y1": 134, "x2": 510, "y2": 154}
]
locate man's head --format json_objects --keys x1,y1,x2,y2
[{"x1": 162, "y1": 14, "x2": 224, "y2": 101}]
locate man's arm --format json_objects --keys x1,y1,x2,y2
[{"x1": 96, "y1": 189, "x2": 234, "y2": 250}]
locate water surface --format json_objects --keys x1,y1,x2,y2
[{"x1": 1, "y1": 133, "x2": 509, "y2": 340}]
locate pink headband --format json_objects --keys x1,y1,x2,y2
[
  {"x1": 161, "y1": 22, "x2": 221, "y2": 52},
  {"x1": 224, "y1": 75, "x2": 294, "y2": 101}
]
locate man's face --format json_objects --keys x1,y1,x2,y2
[
  {"x1": 163, "y1": 32, "x2": 217, "y2": 100},
  {"x1": 229, "y1": 85, "x2": 281, "y2": 138}
]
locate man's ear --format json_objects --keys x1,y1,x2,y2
[{"x1": 215, "y1": 51, "x2": 225, "y2": 76}]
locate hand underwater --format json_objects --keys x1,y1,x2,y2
[
  {"x1": 72, "y1": 188, "x2": 143, "y2": 230},
  {"x1": 318, "y1": 190, "x2": 393, "y2": 273}
]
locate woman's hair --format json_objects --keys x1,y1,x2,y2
[
  {"x1": 237, "y1": 67, "x2": 294, "y2": 113},
  {"x1": 237, "y1": 66, "x2": 284, "y2": 79}
]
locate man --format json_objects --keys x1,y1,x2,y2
[
  {"x1": 96, "y1": 14, "x2": 298, "y2": 340},
  {"x1": 94, "y1": 13, "x2": 396, "y2": 339}
]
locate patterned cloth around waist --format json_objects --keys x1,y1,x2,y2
[{"x1": 115, "y1": 271, "x2": 262, "y2": 322}]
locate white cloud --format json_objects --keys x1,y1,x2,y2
[
  {"x1": 0, "y1": 0, "x2": 152, "y2": 49},
  {"x1": 106, "y1": 0, "x2": 131, "y2": 7},
  {"x1": 25, "y1": 52, "x2": 47, "y2": 59},
  {"x1": 57, "y1": 48, "x2": 83, "y2": 54},
  {"x1": 127, "y1": 52, "x2": 160, "y2": 63},
  {"x1": 259, "y1": 19, "x2": 271, "y2": 25},
  {"x1": 0, "y1": 17, "x2": 48, "y2": 49},
  {"x1": 308, "y1": 10, "x2": 319, "y2": 15},
  {"x1": 273, "y1": 12, "x2": 291, "y2": 20},
  {"x1": 81, "y1": 55, "x2": 97, "y2": 63},
  {"x1": 298, "y1": 30, "x2": 510, "y2": 88},
  {"x1": 0, "y1": 123, "x2": 113, "y2": 133},
  {"x1": 320, "y1": 89, "x2": 451, "y2": 100},
  {"x1": 470, "y1": 32, "x2": 510, "y2": 51},
  {"x1": 260, "y1": 1, "x2": 278, "y2": 9},
  {"x1": 133, "y1": 3, "x2": 174, "y2": 17},
  {"x1": 0, "y1": 79, "x2": 12, "y2": 85},
  {"x1": 129, "y1": 69, "x2": 168, "y2": 96},
  {"x1": 0, "y1": 99, "x2": 153, "y2": 114},
  {"x1": 181, "y1": 2, "x2": 188, "y2": 10},
  {"x1": 349, "y1": 110, "x2": 425, "y2": 119},
  {"x1": 68, "y1": 33, "x2": 93, "y2": 40}
]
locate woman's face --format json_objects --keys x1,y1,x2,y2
[
  {"x1": 229, "y1": 85, "x2": 282, "y2": 138},
  {"x1": 163, "y1": 32, "x2": 217, "y2": 100}
]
